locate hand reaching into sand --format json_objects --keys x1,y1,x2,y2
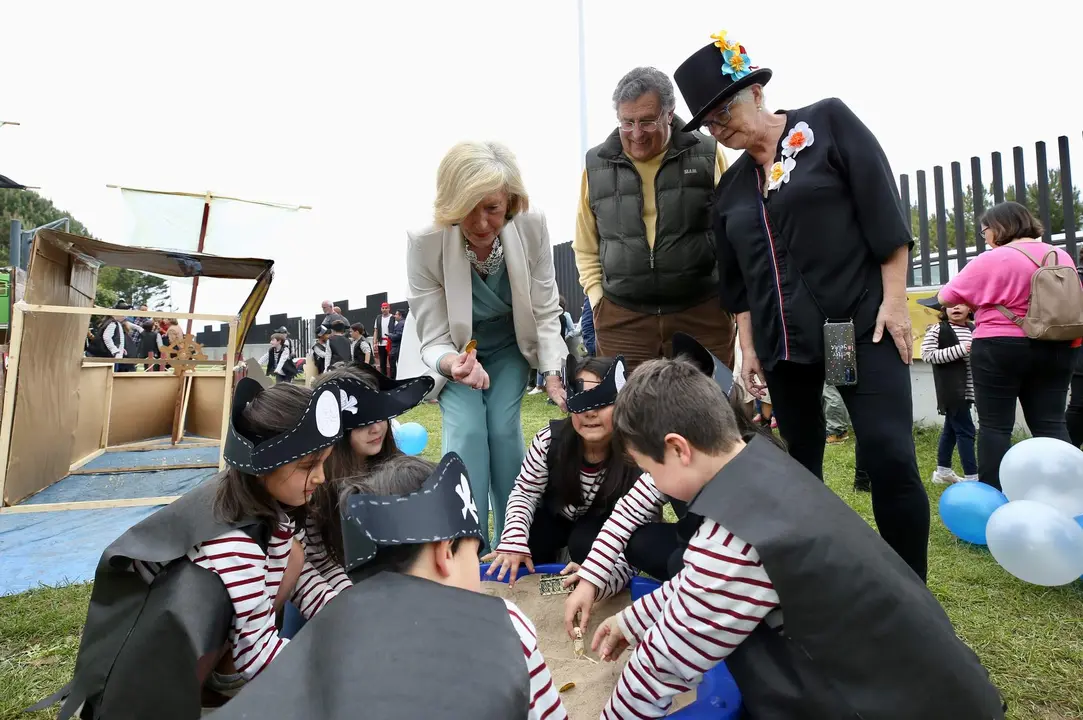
[
  {"x1": 564, "y1": 575, "x2": 597, "y2": 640},
  {"x1": 481, "y1": 550, "x2": 534, "y2": 588},
  {"x1": 592, "y1": 615, "x2": 630, "y2": 662}
]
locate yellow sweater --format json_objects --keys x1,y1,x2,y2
[{"x1": 574, "y1": 144, "x2": 728, "y2": 308}]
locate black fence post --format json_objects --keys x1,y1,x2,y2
[
  {"x1": 971, "y1": 157, "x2": 987, "y2": 254},
  {"x1": 1035, "y1": 141, "x2": 1052, "y2": 241},
  {"x1": 933, "y1": 166, "x2": 950, "y2": 284},
  {"x1": 1012, "y1": 146, "x2": 1026, "y2": 205},
  {"x1": 1061, "y1": 136, "x2": 1077, "y2": 261},
  {"x1": 951, "y1": 162, "x2": 967, "y2": 272},
  {"x1": 900, "y1": 174, "x2": 914, "y2": 287},
  {"x1": 917, "y1": 170, "x2": 932, "y2": 286},
  {"x1": 992, "y1": 152, "x2": 1005, "y2": 204}
]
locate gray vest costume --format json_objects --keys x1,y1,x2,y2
[
  {"x1": 688, "y1": 436, "x2": 1005, "y2": 720},
  {"x1": 586, "y1": 118, "x2": 718, "y2": 315},
  {"x1": 38, "y1": 479, "x2": 269, "y2": 720},
  {"x1": 212, "y1": 571, "x2": 529, "y2": 720}
]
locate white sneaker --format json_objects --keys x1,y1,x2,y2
[
  {"x1": 527, "y1": 387, "x2": 544, "y2": 395},
  {"x1": 930, "y1": 467, "x2": 959, "y2": 485},
  {"x1": 960, "y1": 474, "x2": 979, "y2": 482}
]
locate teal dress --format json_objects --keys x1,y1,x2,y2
[{"x1": 439, "y1": 263, "x2": 530, "y2": 553}]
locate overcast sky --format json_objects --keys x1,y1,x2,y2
[{"x1": 4, "y1": 0, "x2": 1081, "y2": 321}]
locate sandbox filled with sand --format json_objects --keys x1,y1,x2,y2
[{"x1": 482, "y1": 574, "x2": 694, "y2": 718}]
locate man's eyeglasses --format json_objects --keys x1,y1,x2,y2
[
  {"x1": 700, "y1": 99, "x2": 737, "y2": 134},
  {"x1": 618, "y1": 114, "x2": 666, "y2": 133}
]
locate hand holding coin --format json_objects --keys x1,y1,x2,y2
[{"x1": 447, "y1": 340, "x2": 489, "y2": 390}]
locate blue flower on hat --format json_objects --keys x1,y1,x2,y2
[{"x1": 722, "y1": 48, "x2": 752, "y2": 80}]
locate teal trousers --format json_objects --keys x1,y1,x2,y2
[{"x1": 439, "y1": 343, "x2": 529, "y2": 553}]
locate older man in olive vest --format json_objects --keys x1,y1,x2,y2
[{"x1": 574, "y1": 66, "x2": 735, "y2": 371}]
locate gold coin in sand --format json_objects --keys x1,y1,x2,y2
[
  {"x1": 464, "y1": 339, "x2": 477, "y2": 353},
  {"x1": 559, "y1": 682, "x2": 576, "y2": 693}
]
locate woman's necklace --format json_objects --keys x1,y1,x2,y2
[{"x1": 465, "y1": 235, "x2": 504, "y2": 276}]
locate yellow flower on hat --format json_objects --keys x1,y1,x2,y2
[{"x1": 711, "y1": 30, "x2": 741, "y2": 54}]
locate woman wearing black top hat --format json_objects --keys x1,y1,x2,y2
[{"x1": 672, "y1": 30, "x2": 928, "y2": 580}]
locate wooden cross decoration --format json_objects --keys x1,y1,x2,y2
[{"x1": 164, "y1": 334, "x2": 208, "y2": 444}]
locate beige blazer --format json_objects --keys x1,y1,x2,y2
[{"x1": 397, "y1": 211, "x2": 566, "y2": 397}]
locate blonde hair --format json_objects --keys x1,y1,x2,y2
[{"x1": 433, "y1": 141, "x2": 529, "y2": 227}]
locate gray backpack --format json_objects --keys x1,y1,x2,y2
[{"x1": 996, "y1": 245, "x2": 1083, "y2": 340}]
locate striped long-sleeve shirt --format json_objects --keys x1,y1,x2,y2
[
  {"x1": 187, "y1": 519, "x2": 340, "y2": 680},
  {"x1": 577, "y1": 472, "x2": 665, "y2": 599},
  {"x1": 496, "y1": 426, "x2": 631, "y2": 594},
  {"x1": 921, "y1": 321, "x2": 974, "y2": 402},
  {"x1": 603, "y1": 519, "x2": 782, "y2": 719},
  {"x1": 302, "y1": 516, "x2": 353, "y2": 594},
  {"x1": 505, "y1": 598, "x2": 568, "y2": 719}
]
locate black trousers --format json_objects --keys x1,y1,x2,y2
[
  {"x1": 970, "y1": 337, "x2": 1076, "y2": 489},
  {"x1": 763, "y1": 338, "x2": 929, "y2": 581},
  {"x1": 527, "y1": 509, "x2": 609, "y2": 565},
  {"x1": 624, "y1": 499, "x2": 701, "y2": 582},
  {"x1": 378, "y1": 346, "x2": 396, "y2": 379},
  {"x1": 1067, "y1": 371, "x2": 1083, "y2": 448}
]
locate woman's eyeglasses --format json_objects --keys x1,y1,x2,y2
[{"x1": 700, "y1": 99, "x2": 737, "y2": 134}]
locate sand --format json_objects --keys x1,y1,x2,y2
[{"x1": 483, "y1": 574, "x2": 694, "y2": 718}]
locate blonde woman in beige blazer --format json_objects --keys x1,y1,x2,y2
[{"x1": 398, "y1": 141, "x2": 566, "y2": 552}]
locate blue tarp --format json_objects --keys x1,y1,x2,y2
[{"x1": 0, "y1": 444, "x2": 219, "y2": 596}]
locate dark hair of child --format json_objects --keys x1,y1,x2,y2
[
  {"x1": 306, "y1": 363, "x2": 402, "y2": 567},
  {"x1": 350, "y1": 322, "x2": 364, "y2": 334},
  {"x1": 270, "y1": 332, "x2": 287, "y2": 345},
  {"x1": 338, "y1": 456, "x2": 466, "y2": 583},
  {"x1": 729, "y1": 387, "x2": 786, "y2": 451},
  {"x1": 213, "y1": 383, "x2": 316, "y2": 529},
  {"x1": 549, "y1": 356, "x2": 642, "y2": 509}
]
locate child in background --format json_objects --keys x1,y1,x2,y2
[
  {"x1": 259, "y1": 332, "x2": 294, "y2": 383},
  {"x1": 919, "y1": 297, "x2": 977, "y2": 483},
  {"x1": 212, "y1": 454, "x2": 569, "y2": 720},
  {"x1": 483, "y1": 356, "x2": 641, "y2": 589},
  {"x1": 45, "y1": 380, "x2": 348, "y2": 719},
  {"x1": 590, "y1": 358, "x2": 1005, "y2": 719}
]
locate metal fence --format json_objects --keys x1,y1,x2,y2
[{"x1": 902, "y1": 134, "x2": 1080, "y2": 289}]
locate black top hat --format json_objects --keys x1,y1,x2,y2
[
  {"x1": 563, "y1": 354, "x2": 627, "y2": 414},
  {"x1": 917, "y1": 296, "x2": 942, "y2": 311},
  {"x1": 331, "y1": 367, "x2": 435, "y2": 431},
  {"x1": 275, "y1": 326, "x2": 289, "y2": 334},
  {"x1": 316, "y1": 324, "x2": 331, "y2": 337},
  {"x1": 115, "y1": 300, "x2": 133, "y2": 311},
  {"x1": 670, "y1": 332, "x2": 735, "y2": 398},
  {"x1": 341, "y1": 452, "x2": 484, "y2": 573},
  {"x1": 674, "y1": 36, "x2": 772, "y2": 132},
  {"x1": 223, "y1": 378, "x2": 344, "y2": 474}
]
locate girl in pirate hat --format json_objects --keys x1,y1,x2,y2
[
  {"x1": 212, "y1": 453, "x2": 569, "y2": 720},
  {"x1": 39, "y1": 379, "x2": 349, "y2": 720}
]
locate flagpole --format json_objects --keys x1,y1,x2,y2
[{"x1": 185, "y1": 192, "x2": 212, "y2": 336}]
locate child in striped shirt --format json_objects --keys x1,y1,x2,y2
[
  {"x1": 483, "y1": 356, "x2": 643, "y2": 591},
  {"x1": 919, "y1": 298, "x2": 977, "y2": 484},
  {"x1": 591, "y1": 358, "x2": 1005, "y2": 719},
  {"x1": 212, "y1": 454, "x2": 569, "y2": 720}
]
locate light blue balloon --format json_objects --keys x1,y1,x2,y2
[
  {"x1": 393, "y1": 421, "x2": 429, "y2": 456},
  {"x1": 986, "y1": 500, "x2": 1083, "y2": 586},
  {"x1": 938, "y1": 482, "x2": 1009, "y2": 545}
]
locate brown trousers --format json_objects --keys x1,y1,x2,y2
[{"x1": 594, "y1": 295, "x2": 736, "y2": 372}]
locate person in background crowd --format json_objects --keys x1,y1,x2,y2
[
  {"x1": 573, "y1": 66, "x2": 735, "y2": 372},
  {"x1": 259, "y1": 332, "x2": 296, "y2": 384},
  {"x1": 401, "y1": 140, "x2": 567, "y2": 553},
  {"x1": 305, "y1": 325, "x2": 332, "y2": 386},
  {"x1": 373, "y1": 302, "x2": 396, "y2": 377},
  {"x1": 675, "y1": 33, "x2": 928, "y2": 579},
  {"x1": 90, "y1": 301, "x2": 131, "y2": 372},
  {"x1": 327, "y1": 320, "x2": 352, "y2": 369},
  {"x1": 321, "y1": 300, "x2": 347, "y2": 329},
  {"x1": 389, "y1": 310, "x2": 404, "y2": 378},
  {"x1": 275, "y1": 325, "x2": 293, "y2": 356},
  {"x1": 580, "y1": 295, "x2": 596, "y2": 356},
  {"x1": 137, "y1": 317, "x2": 164, "y2": 371},
  {"x1": 350, "y1": 323, "x2": 373, "y2": 365},
  {"x1": 937, "y1": 201, "x2": 1081, "y2": 489},
  {"x1": 823, "y1": 384, "x2": 849, "y2": 443},
  {"x1": 919, "y1": 298, "x2": 977, "y2": 484}
]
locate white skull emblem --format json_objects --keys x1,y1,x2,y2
[{"x1": 455, "y1": 474, "x2": 479, "y2": 525}]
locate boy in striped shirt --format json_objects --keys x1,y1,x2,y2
[{"x1": 593, "y1": 358, "x2": 1006, "y2": 719}]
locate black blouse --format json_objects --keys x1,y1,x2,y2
[{"x1": 713, "y1": 98, "x2": 911, "y2": 371}]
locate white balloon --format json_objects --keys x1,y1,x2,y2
[
  {"x1": 985, "y1": 500, "x2": 1083, "y2": 586},
  {"x1": 999, "y1": 437, "x2": 1083, "y2": 517}
]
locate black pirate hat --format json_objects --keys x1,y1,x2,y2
[
  {"x1": 671, "y1": 332, "x2": 735, "y2": 398},
  {"x1": 674, "y1": 33, "x2": 772, "y2": 132},
  {"x1": 563, "y1": 354, "x2": 627, "y2": 414},
  {"x1": 223, "y1": 378, "x2": 344, "y2": 474},
  {"x1": 328, "y1": 366, "x2": 435, "y2": 431},
  {"x1": 341, "y1": 452, "x2": 484, "y2": 573}
]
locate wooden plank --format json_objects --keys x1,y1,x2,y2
[
  {"x1": 69, "y1": 448, "x2": 106, "y2": 473},
  {"x1": 104, "y1": 440, "x2": 219, "y2": 453},
  {"x1": 0, "y1": 495, "x2": 181, "y2": 514},
  {"x1": 172, "y1": 374, "x2": 193, "y2": 444},
  {"x1": 82, "y1": 357, "x2": 227, "y2": 366},
  {"x1": 13, "y1": 302, "x2": 236, "y2": 323},
  {"x1": 219, "y1": 320, "x2": 239, "y2": 471},
  {"x1": 68, "y1": 461, "x2": 217, "y2": 475},
  {"x1": 0, "y1": 303, "x2": 26, "y2": 505},
  {"x1": 100, "y1": 368, "x2": 114, "y2": 448}
]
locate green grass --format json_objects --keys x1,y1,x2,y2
[{"x1": 2, "y1": 398, "x2": 1081, "y2": 719}]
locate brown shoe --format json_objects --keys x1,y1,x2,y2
[{"x1": 826, "y1": 431, "x2": 849, "y2": 444}]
